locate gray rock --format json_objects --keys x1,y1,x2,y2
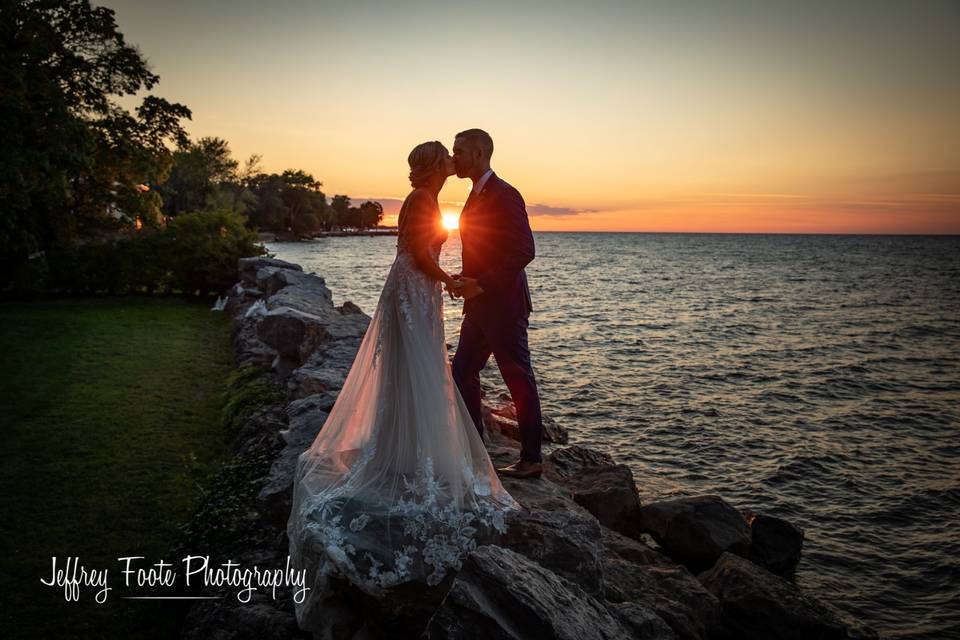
[
  {"x1": 285, "y1": 391, "x2": 339, "y2": 418},
  {"x1": 698, "y1": 552, "x2": 879, "y2": 640},
  {"x1": 257, "y1": 410, "x2": 329, "y2": 526},
  {"x1": 238, "y1": 255, "x2": 303, "y2": 288},
  {"x1": 545, "y1": 445, "x2": 617, "y2": 480},
  {"x1": 256, "y1": 306, "x2": 335, "y2": 377},
  {"x1": 224, "y1": 285, "x2": 265, "y2": 315},
  {"x1": 233, "y1": 314, "x2": 278, "y2": 369},
  {"x1": 264, "y1": 273, "x2": 337, "y2": 314},
  {"x1": 559, "y1": 464, "x2": 644, "y2": 540},
  {"x1": 605, "y1": 602, "x2": 678, "y2": 640},
  {"x1": 600, "y1": 526, "x2": 722, "y2": 640},
  {"x1": 255, "y1": 266, "x2": 322, "y2": 297},
  {"x1": 338, "y1": 300, "x2": 365, "y2": 315},
  {"x1": 497, "y1": 472, "x2": 606, "y2": 596},
  {"x1": 743, "y1": 510, "x2": 805, "y2": 578},
  {"x1": 287, "y1": 337, "x2": 362, "y2": 399},
  {"x1": 423, "y1": 545, "x2": 631, "y2": 640},
  {"x1": 638, "y1": 495, "x2": 752, "y2": 572}
]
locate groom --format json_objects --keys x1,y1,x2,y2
[{"x1": 447, "y1": 128, "x2": 544, "y2": 480}]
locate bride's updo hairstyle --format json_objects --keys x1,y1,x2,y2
[{"x1": 408, "y1": 141, "x2": 449, "y2": 188}]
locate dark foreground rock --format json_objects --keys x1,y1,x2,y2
[
  {"x1": 638, "y1": 495, "x2": 753, "y2": 572},
  {"x1": 699, "y1": 552, "x2": 879, "y2": 640},
  {"x1": 743, "y1": 510, "x2": 805, "y2": 578},
  {"x1": 546, "y1": 449, "x2": 644, "y2": 540},
  {"x1": 497, "y1": 471, "x2": 606, "y2": 597},
  {"x1": 423, "y1": 545, "x2": 638, "y2": 640},
  {"x1": 600, "y1": 527, "x2": 721, "y2": 640}
]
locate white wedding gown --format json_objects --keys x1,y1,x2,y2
[{"x1": 287, "y1": 209, "x2": 521, "y2": 624}]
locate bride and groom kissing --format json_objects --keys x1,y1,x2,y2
[{"x1": 287, "y1": 128, "x2": 544, "y2": 617}]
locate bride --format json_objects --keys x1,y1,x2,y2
[{"x1": 287, "y1": 141, "x2": 521, "y2": 623}]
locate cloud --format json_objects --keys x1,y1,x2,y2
[{"x1": 527, "y1": 203, "x2": 599, "y2": 217}]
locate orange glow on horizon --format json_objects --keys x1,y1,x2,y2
[{"x1": 367, "y1": 193, "x2": 960, "y2": 235}]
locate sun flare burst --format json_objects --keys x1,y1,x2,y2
[{"x1": 441, "y1": 211, "x2": 460, "y2": 231}]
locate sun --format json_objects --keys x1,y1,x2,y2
[{"x1": 441, "y1": 211, "x2": 460, "y2": 231}]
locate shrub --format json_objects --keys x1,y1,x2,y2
[{"x1": 40, "y1": 209, "x2": 266, "y2": 295}]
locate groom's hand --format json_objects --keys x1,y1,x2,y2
[
  {"x1": 445, "y1": 276, "x2": 463, "y2": 299},
  {"x1": 456, "y1": 277, "x2": 484, "y2": 300}
]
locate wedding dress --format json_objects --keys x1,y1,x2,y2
[{"x1": 287, "y1": 195, "x2": 521, "y2": 624}]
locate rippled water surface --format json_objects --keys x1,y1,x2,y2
[{"x1": 267, "y1": 233, "x2": 960, "y2": 639}]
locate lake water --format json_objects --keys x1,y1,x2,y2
[{"x1": 266, "y1": 232, "x2": 960, "y2": 640}]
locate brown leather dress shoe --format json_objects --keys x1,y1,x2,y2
[{"x1": 496, "y1": 460, "x2": 543, "y2": 479}]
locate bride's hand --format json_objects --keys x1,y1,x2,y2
[{"x1": 444, "y1": 276, "x2": 463, "y2": 299}]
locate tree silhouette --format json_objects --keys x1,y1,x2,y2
[
  {"x1": 359, "y1": 201, "x2": 384, "y2": 229},
  {"x1": 0, "y1": 0, "x2": 191, "y2": 289}
]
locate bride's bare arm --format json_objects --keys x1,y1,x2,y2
[{"x1": 405, "y1": 190, "x2": 456, "y2": 287}]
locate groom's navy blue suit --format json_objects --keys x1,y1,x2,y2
[{"x1": 452, "y1": 172, "x2": 544, "y2": 463}]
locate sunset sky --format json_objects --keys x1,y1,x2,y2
[{"x1": 109, "y1": 0, "x2": 960, "y2": 233}]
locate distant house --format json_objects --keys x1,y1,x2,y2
[{"x1": 105, "y1": 181, "x2": 152, "y2": 230}]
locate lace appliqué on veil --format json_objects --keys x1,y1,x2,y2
[
  {"x1": 306, "y1": 455, "x2": 510, "y2": 592},
  {"x1": 372, "y1": 245, "x2": 443, "y2": 365}
]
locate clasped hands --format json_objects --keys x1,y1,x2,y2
[{"x1": 445, "y1": 273, "x2": 484, "y2": 300}]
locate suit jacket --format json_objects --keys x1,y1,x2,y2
[{"x1": 458, "y1": 172, "x2": 535, "y2": 321}]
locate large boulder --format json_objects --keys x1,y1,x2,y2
[
  {"x1": 423, "y1": 545, "x2": 634, "y2": 640},
  {"x1": 238, "y1": 255, "x2": 303, "y2": 288},
  {"x1": 600, "y1": 526, "x2": 721, "y2": 640},
  {"x1": 497, "y1": 472, "x2": 606, "y2": 596},
  {"x1": 232, "y1": 313, "x2": 278, "y2": 369},
  {"x1": 287, "y1": 336, "x2": 363, "y2": 400},
  {"x1": 743, "y1": 510, "x2": 805, "y2": 578},
  {"x1": 261, "y1": 269, "x2": 336, "y2": 313},
  {"x1": 256, "y1": 306, "x2": 335, "y2": 377},
  {"x1": 698, "y1": 552, "x2": 879, "y2": 640},
  {"x1": 566, "y1": 465, "x2": 644, "y2": 541},
  {"x1": 543, "y1": 446, "x2": 644, "y2": 539},
  {"x1": 638, "y1": 495, "x2": 752, "y2": 572},
  {"x1": 545, "y1": 445, "x2": 617, "y2": 480}
]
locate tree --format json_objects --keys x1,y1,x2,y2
[
  {"x1": 329, "y1": 195, "x2": 352, "y2": 229},
  {"x1": 154, "y1": 136, "x2": 240, "y2": 216},
  {"x1": 0, "y1": 0, "x2": 191, "y2": 289},
  {"x1": 246, "y1": 170, "x2": 327, "y2": 236},
  {"x1": 358, "y1": 201, "x2": 384, "y2": 229}
]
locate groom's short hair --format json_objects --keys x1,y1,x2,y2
[{"x1": 455, "y1": 128, "x2": 493, "y2": 159}]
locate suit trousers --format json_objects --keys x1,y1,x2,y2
[{"x1": 452, "y1": 311, "x2": 543, "y2": 463}]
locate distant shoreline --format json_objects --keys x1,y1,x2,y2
[{"x1": 258, "y1": 229, "x2": 398, "y2": 242}]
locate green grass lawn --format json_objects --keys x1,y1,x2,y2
[{"x1": 0, "y1": 295, "x2": 238, "y2": 639}]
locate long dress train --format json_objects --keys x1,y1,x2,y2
[{"x1": 286, "y1": 218, "x2": 521, "y2": 624}]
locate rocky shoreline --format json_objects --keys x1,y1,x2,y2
[{"x1": 178, "y1": 255, "x2": 882, "y2": 640}]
